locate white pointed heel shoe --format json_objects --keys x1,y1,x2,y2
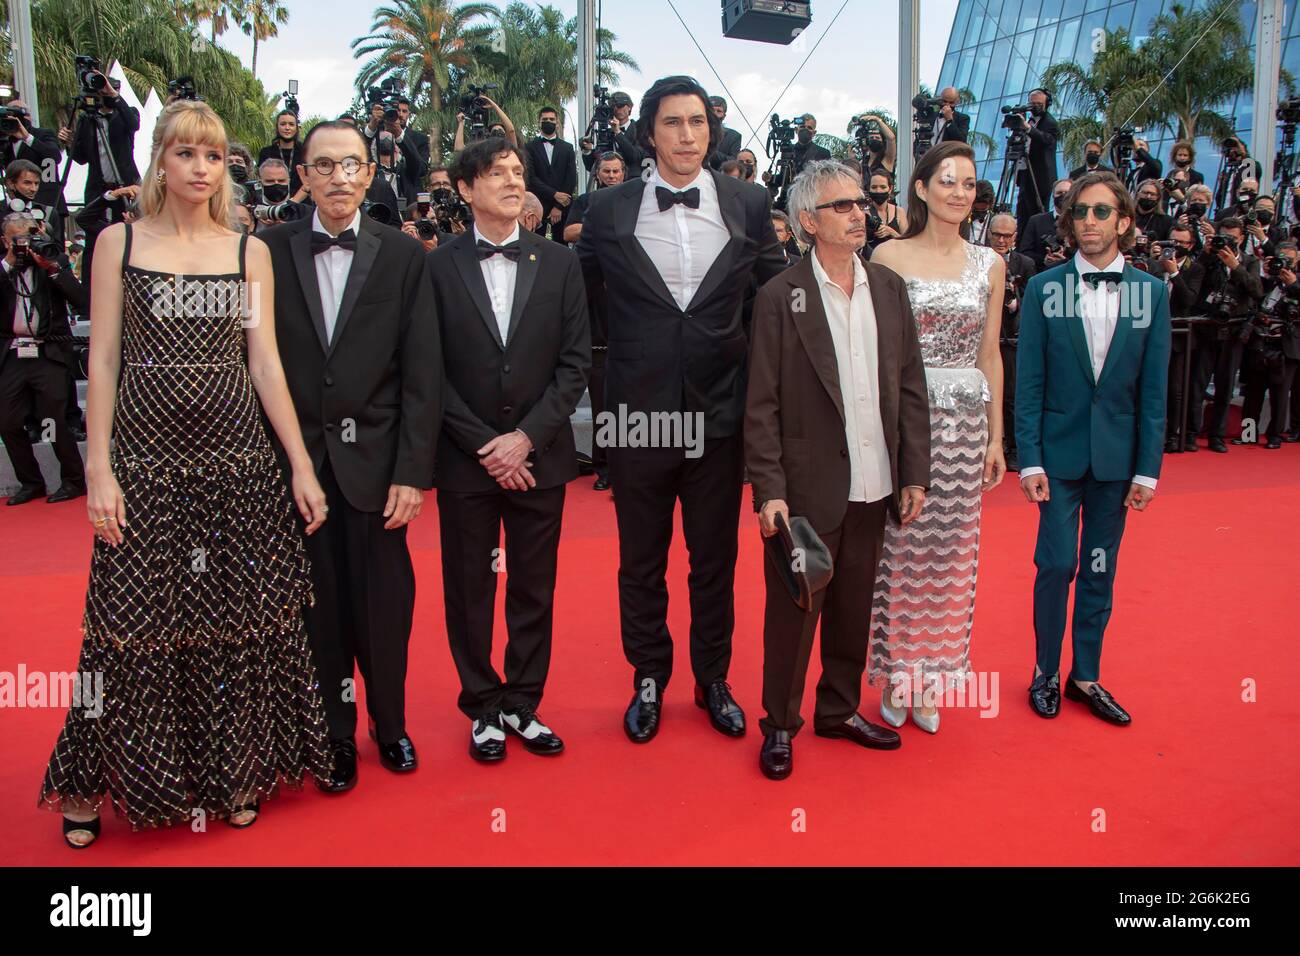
[
  {"x1": 911, "y1": 705, "x2": 940, "y2": 734},
  {"x1": 880, "y1": 694, "x2": 907, "y2": 728}
]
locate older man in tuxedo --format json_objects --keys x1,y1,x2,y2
[
  {"x1": 746, "y1": 160, "x2": 930, "y2": 779},
  {"x1": 577, "y1": 75, "x2": 787, "y2": 744},
  {"x1": 260, "y1": 121, "x2": 441, "y2": 791}
]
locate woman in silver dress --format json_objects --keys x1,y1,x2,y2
[{"x1": 866, "y1": 141, "x2": 1006, "y2": 733}]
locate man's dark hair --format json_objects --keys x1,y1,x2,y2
[
  {"x1": 4, "y1": 158, "x2": 41, "y2": 183},
  {"x1": 708, "y1": 95, "x2": 727, "y2": 111},
  {"x1": 1276, "y1": 239, "x2": 1297, "y2": 253},
  {"x1": 427, "y1": 165, "x2": 451, "y2": 183},
  {"x1": 398, "y1": 96, "x2": 412, "y2": 107},
  {"x1": 610, "y1": 91, "x2": 633, "y2": 108},
  {"x1": 636, "y1": 75, "x2": 721, "y2": 162},
  {"x1": 451, "y1": 136, "x2": 527, "y2": 191},
  {"x1": 1170, "y1": 223, "x2": 1194, "y2": 240},
  {"x1": 596, "y1": 151, "x2": 625, "y2": 172},
  {"x1": 538, "y1": 105, "x2": 558, "y2": 118},
  {"x1": 302, "y1": 120, "x2": 369, "y2": 160},
  {"x1": 1056, "y1": 171, "x2": 1137, "y2": 252},
  {"x1": 1217, "y1": 216, "x2": 1245, "y2": 234}
]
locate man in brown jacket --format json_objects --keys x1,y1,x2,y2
[{"x1": 745, "y1": 159, "x2": 931, "y2": 780}]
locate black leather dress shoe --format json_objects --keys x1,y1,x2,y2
[
  {"x1": 759, "y1": 730, "x2": 792, "y2": 780},
  {"x1": 46, "y1": 483, "x2": 86, "y2": 504},
  {"x1": 592, "y1": 476, "x2": 610, "y2": 491},
  {"x1": 623, "y1": 689, "x2": 662, "y2": 744},
  {"x1": 1064, "y1": 679, "x2": 1132, "y2": 726},
  {"x1": 1229, "y1": 437, "x2": 1247, "y2": 445},
  {"x1": 1285, "y1": 431, "x2": 1300, "y2": 443},
  {"x1": 1164, "y1": 437, "x2": 1179, "y2": 454},
  {"x1": 6, "y1": 485, "x2": 45, "y2": 506},
  {"x1": 1005, "y1": 450, "x2": 1019, "y2": 472},
  {"x1": 1183, "y1": 438, "x2": 1198, "y2": 452},
  {"x1": 1028, "y1": 671, "x2": 1060, "y2": 718},
  {"x1": 694, "y1": 680, "x2": 746, "y2": 737},
  {"x1": 814, "y1": 712, "x2": 901, "y2": 750},
  {"x1": 318, "y1": 736, "x2": 358, "y2": 792},
  {"x1": 1208, "y1": 437, "x2": 1228, "y2": 453},
  {"x1": 1266, "y1": 437, "x2": 1282, "y2": 449},
  {"x1": 501, "y1": 707, "x2": 564, "y2": 755},
  {"x1": 367, "y1": 723, "x2": 418, "y2": 772},
  {"x1": 470, "y1": 714, "x2": 507, "y2": 762}
]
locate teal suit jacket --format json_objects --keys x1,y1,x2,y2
[{"x1": 1015, "y1": 259, "x2": 1171, "y2": 482}]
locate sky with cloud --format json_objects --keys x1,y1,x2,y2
[{"x1": 218, "y1": 0, "x2": 960, "y2": 151}]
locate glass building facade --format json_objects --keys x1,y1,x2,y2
[{"x1": 936, "y1": 0, "x2": 1300, "y2": 190}]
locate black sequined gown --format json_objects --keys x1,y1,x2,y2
[{"x1": 39, "y1": 225, "x2": 332, "y2": 829}]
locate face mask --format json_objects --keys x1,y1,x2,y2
[
  {"x1": 1030, "y1": 103, "x2": 1044, "y2": 115},
  {"x1": 1174, "y1": 246, "x2": 1190, "y2": 259},
  {"x1": 1239, "y1": 192, "x2": 1256, "y2": 204},
  {"x1": 261, "y1": 183, "x2": 289, "y2": 203},
  {"x1": 1188, "y1": 202, "x2": 1207, "y2": 217},
  {"x1": 1137, "y1": 197, "x2": 1157, "y2": 212},
  {"x1": 229, "y1": 164, "x2": 248, "y2": 184},
  {"x1": 1257, "y1": 210, "x2": 1274, "y2": 225},
  {"x1": 1085, "y1": 152, "x2": 1100, "y2": 165},
  {"x1": 539, "y1": 120, "x2": 557, "y2": 136},
  {"x1": 740, "y1": 162, "x2": 754, "y2": 173},
  {"x1": 797, "y1": 129, "x2": 813, "y2": 144},
  {"x1": 1174, "y1": 156, "x2": 1190, "y2": 167},
  {"x1": 869, "y1": 191, "x2": 889, "y2": 205}
]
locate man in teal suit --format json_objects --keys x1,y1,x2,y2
[{"x1": 1016, "y1": 172, "x2": 1170, "y2": 726}]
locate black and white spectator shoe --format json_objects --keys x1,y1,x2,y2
[
  {"x1": 470, "y1": 714, "x2": 507, "y2": 762},
  {"x1": 500, "y1": 707, "x2": 565, "y2": 756}
]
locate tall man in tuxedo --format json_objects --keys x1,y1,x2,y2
[
  {"x1": 1017, "y1": 172, "x2": 1170, "y2": 727},
  {"x1": 260, "y1": 121, "x2": 442, "y2": 791},
  {"x1": 1013, "y1": 89, "x2": 1059, "y2": 229},
  {"x1": 526, "y1": 106, "x2": 578, "y2": 243},
  {"x1": 576, "y1": 74, "x2": 787, "y2": 744},
  {"x1": 428, "y1": 137, "x2": 589, "y2": 761}
]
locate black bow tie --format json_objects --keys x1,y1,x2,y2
[
  {"x1": 310, "y1": 229, "x2": 357, "y2": 255},
  {"x1": 656, "y1": 186, "x2": 701, "y2": 212},
  {"x1": 476, "y1": 239, "x2": 522, "y2": 262},
  {"x1": 1081, "y1": 270, "x2": 1124, "y2": 289}
]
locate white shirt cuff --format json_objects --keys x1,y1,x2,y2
[
  {"x1": 23, "y1": 134, "x2": 34, "y2": 147},
  {"x1": 1132, "y1": 475, "x2": 1158, "y2": 490},
  {"x1": 1019, "y1": 466, "x2": 1045, "y2": 482}
]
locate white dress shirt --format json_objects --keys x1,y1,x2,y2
[
  {"x1": 1020, "y1": 250, "x2": 1156, "y2": 490},
  {"x1": 541, "y1": 135, "x2": 556, "y2": 165},
  {"x1": 2, "y1": 259, "x2": 38, "y2": 338},
  {"x1": 810, "y1": 247, "x2": 892, "y2": 504},
  {"x1": 635, "y1": 166, "x2": 730, "y2": 310},
  {"x1": 474, "y1": 222, "x2": 520, "y2": 345},
  {"x1": 311, "y1": 208, "x2": 361, "y2": 344}
]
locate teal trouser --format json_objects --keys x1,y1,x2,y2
[{"x1": 1032, "y1": 471, "x2": 1130, "y2": 682}]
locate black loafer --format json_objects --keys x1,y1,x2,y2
[
  {"x1": 1208, "y1": 438, "x2": 1228, "y2": 453},
  {"x1": 368, "y1": 724, "x2": 418, "y2": 772},
  {"x1": 470, "y1": 714, "x2": 507, "y2": 762},
  {"x1": 1266, "y1": 438, "x2": 1282, "y2": 450},
  {"x1": 1164, "y1": 438, "x2": 1179, "y2": 454},
  {"x1": 814, "y1": 712, "x2": 901, "y2": 750},
  {"x1": 623, "y1": 688, "x2": 662, "y2": 744},
  {"x1": 317, "y1": 736, "x2": 358, "y2": 792},
  {"x1": 593, "y1": 476, "x2": 610, "y2": 491},
  {"x1": 1183, "y1": 439, "x2": 1198, "y2": 452},
  {"x1": 6, "y1": 485, "x2": 45, "y2": 506},
  {"x1": 46, "y1": 483, "x2": 86, "y2": 504},
  {"x1": 760, "y1": 730, "x2": 792, "y2": 780},
  {"x1": 694, "y1": 680, "x2": 746, "y2": 737},
  {"x1": 1028, "y1": 670, "x2": 1060, "y2": 718},
  {"x1": 1064, "y1": 679, "x2": 1131, "y2": 726}
]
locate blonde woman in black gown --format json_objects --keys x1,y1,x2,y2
[{"x1": 39, "y1": 100, "x2": 332, "y2": 847}]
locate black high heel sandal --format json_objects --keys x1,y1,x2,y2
[
  {"x1": 228, "y1": 800, "x2": 260, "y2": 829},
  {"x1": 62, "y1": 815, "x2": 101, "y2": 849}
]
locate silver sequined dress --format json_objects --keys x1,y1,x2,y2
[
  {"x1": 38, "y1": 227, "x2": 332, "y2": 829},
  {"x1": 868, "y1": 242, "x2": 996, "y2": 694}
]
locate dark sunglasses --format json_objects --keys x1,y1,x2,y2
[
  {"x1": 1070, "y1": 202, "x2": 1116, "y2": 221},
  {"x1": 815, "y1": 198, "x2": 871, "y2": 214}
]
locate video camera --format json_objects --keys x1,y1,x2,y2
[
  {"x1": 459, "y1": 83, "x2": 499, "y2": 143},
  {"x1": 8, "y1": 231, "x2": 63, "y2": 268},
  {"x1": 587, "y1": 85, "x2": 617, "y2": 153},
  {"x1": 74, "y1": 54, "x2": 119, "y2": 110},
  {"x1": 911, "y1": 92, "x2": 943, "y2": 159},
  {"x1": 851, "y1": 115, "x2": 885, "y2": 153},
  {"x1": 167, "y1": 76, "x2": 200, "y2": 101},
  {"x1": 367, "y1": 80, "x2": 403, "y2": 125},
  {"x1": 1278, "y1": 98, "x2": 1300, "y2": 125},
  {"x1": 0, "y1": 105, "x2": 30, "y2": 136}
]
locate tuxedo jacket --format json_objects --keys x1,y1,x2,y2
[
  {"x1": 745, "y1": 254, "x2": 931, "y2": 532},
  {"x1": 426, "y1": 229, "x2": 590, "y2": 492},
  {"x1": 1016, "y1": 210, "x2": 1061, "y2": 270},
  {"x1": 2, "y1": 128, "x2": 62, "y2": 205},
  {"x1": 576, "y1": 170, "x2": 787, "y2": 440},
  {"x1": 709, "y1": 127, "x2": 743, "y2": 168},
  {"x1": 1016, "y1": 260, "x2": 1171, "y2": 483},
  {"x1": 70, "y1": 99, "x2": 141, "y2": 195},
  {"x1": 0, "y1": 264, "x2": 86, "y2": 372},
  {"x1": 937, "y1": 110, "x2": 970, "y2": 143},
  {"x1": 1017, "y1": 110, "x2": 1059, "y2": 202},
  {"x1": 525, "y1": 137, "x2": 578, "y2": 219},
  {"x1": 259, "y1": 214, "x2": 442, "y2": 512}
]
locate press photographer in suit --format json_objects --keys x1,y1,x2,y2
[
  {"x1": 932, "y1": 87, "x2": 970, "y2": 144},
  {"x1": 1012, "y1": 89, "x2": 1058, "y2": 228}
]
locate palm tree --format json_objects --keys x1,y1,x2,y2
[
  {"x1": 351, "y1": 0, "x2": 500, "y2": 162},
  {"x1": 240, "y1": 0, "x2": 288, "y2": 79},
  {"x1": 190, "y1": 1, "x2": 248, "y2": 44}
]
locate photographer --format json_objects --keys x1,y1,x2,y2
[
  {"x1": 363, "y1": 96, "x2": 427, "y2": 189},
  {"x1": 369, "y1": 131, "x2": 420, "y2": 215},
  {"x1": 1, "y1": 100, "x2": 62, "y2": 208},
  {"x1": 0, "y1": 211, "x2": 87, "y2": 505},
  {"x1": 770, "y1": 210, "x2": 801, "y2": 266},
  {"x1": 1175, "y1": 183, "x2": 1215, "y2": 251},
  {"x1": 791, "y1": 114, "x2": 832, "y2": 175},
  {"x1": 257, "y1": 109, "x2": 304, "y2": 195},
  {"x1": 1220, "y1": 177, "x2": 1260, "y2": 221},
  {"x1": 582, "y1": 91, "x2": 639, "y2": 173},
  {"x1": 5, "y1": 159, "x2": 63, "y2": 246},
  {"x1": 397, "y1": 97, "x2": 431, "y2": 165},
  {"x1": 1190, "y1": 217, "x2": 1263, "y2": 452},
  {"x1": 1237, "y1": 241, "x2": 1300, "y2": 448},
  {"x1": 250, "y1": 158, "x2": 309, "y2": 226},
  {"x1": 1159, "y1": 224, "x2": 1204, "y2": 452},
  {"x1": 1133, "y1": 179, "x2": 1173, "y2": 241},
  {"x1": 708, "y1": 96, "x2": 743, "y2": 168},
  {"x1": 854, "y1": 112, "x2": 896, "y2": 178},
  {"x1": 931, "y1": 87, "x2": 970, "y2": 144},
  {"x1": 1163, "y1": 140, "x2": 1203, "y2": 215},
  {"x1": 1242, "y1": 193, "x2": 1287, "y2": 259},
  {"x1": 1068, "y1": 140, "x2": 1111, "y2": 179},
  {"x1": 525, "y1": 106, "x2": 577, "y2": 243},
  {"x1": 454, "y1": 93, "x2": 518, "y2": 152},
  {"x1": 989, "y1": 212, "x2": 1035, "y2": 471},
  {"x1": 1123, "y1": 137, "x2": 1162, "y2": 191},
  {"x1": 736, "y1": 148, "x2": 759, "y2": 183},
  {"x1": 963, "y1": 179, "x2": 994, "y2": 244},
  {"x1": 866, "y1": 170, "x2": 906, "y2": 250},
  {"x1": 1011, "y1": 89, "x2": 1059, "y2": 227},
  {"x1": 427, "y1": 166, "x2": 471, "y2": 235},
  {"x1": 564, "y1": 151, "x2": 625, "y2": 244},
  {"x1": 1015, "y1": 177, "x2": 1072, "y2": 270},
  {"x1": 400, "y1": 198, "x2": 444, "y2": 252},
  {"x1": 1214, "y1": 137, "x2": 1262, "y2": 217}
]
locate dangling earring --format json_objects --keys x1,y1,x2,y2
[{"x1": 156, "y1": 169, "x2": 166, "y2": 185}]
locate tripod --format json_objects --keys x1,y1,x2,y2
[
  {"x1": 994, "y1": 126, "x2": 1036, "y2": 218},
  {"x1": 1274, "y1": 120, "x2": 1299, "y2": 225}
]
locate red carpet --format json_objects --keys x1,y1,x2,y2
[{"x1": 2, "y1": 443, "x2": 1298, "y2": 866}]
